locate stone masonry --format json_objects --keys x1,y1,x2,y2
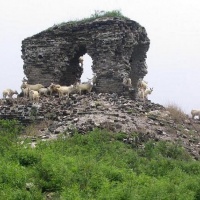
[{"x1": 21, "y1": 17, "x2": 150, "y2": 97}]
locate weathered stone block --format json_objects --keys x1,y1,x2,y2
[{"x1": 21, "y1": 17, "x2": 150, "y2": 96}]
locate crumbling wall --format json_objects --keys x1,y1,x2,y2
[{"x1": 21, "y1": 17, "x2": 150, "y2": 96}]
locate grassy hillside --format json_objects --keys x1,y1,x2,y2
[{"x1": 1, "y1": 119, "x2": 200, "y2": 199}]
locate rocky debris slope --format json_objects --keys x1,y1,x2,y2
[{"x1": 0, "y1": 93, "x2": 200, "y2": 159}]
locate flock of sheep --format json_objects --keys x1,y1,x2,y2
[
  {"x1": 123, "y1": 77, "x2": 153, "y2": 100},
  {"x1": 19, "y1": 75, "x2": 95, "y2": 101},
  {"x1": 1, "y1": 56, "x2": 199, "y2": 120},
  {"x1": 3, "y1": 54, "x2": 153, "y2": 103},
  {"x1": 2, "y1": 73, "x2": 96, "y2": 101},
  {"x1": 2, "y1": 56, "x2": 94, "y2": 102},
  {"x1": 2, "y1": 77, "x2": 200, "y2": 119},
  {"x1": 3, "y1": 75, "x2": 152, "y2": 102}
]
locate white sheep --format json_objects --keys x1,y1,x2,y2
[
  {"x1": 191, "y1": 110, "x2": 200, "y2": 119},
  {"x1": 92, "y1": 73, "x2": 97, "y2": 86},
  {"x1": 49, "y1": 83, "x2": 61, "y2": 95},
  {"x1": 38, "y1": 87, "x2": 50, "y2": 96},
  {"x1": 23, "y1": 82, "x2": 44, "y2": 92},
  {"x1": 56, "y1": 85, "x2": 75, "y2": 98},
  {"x1": 138, "y1": 87, "x2": 153, "y2": 101},
  {"x1": 144, "y1": 88, "x2": 153, "y2": 99},
  {"x1": 29, "y1": 90, "x2": 40, "y2": 102},
  {"x1": 21, "y1": 81, "x2": 26, "y2": 90},
  {"x1": 137, "y1": 79, "x2": 148, "y2": 91},
  {"x1": 75, "y1": 81, "x2": 93, "y2": 95},
  {"x1": 79, "y1": 56, "x2": 84, "y2": 67},
  {"x1": 22, "y1": 87, "x2": 30, "y2": 98},
  {"x1": 3, "y1": 89, "x2": 18, "y2": 99},
  {"x1": 87, "y1": 74, "x2": 97, "y2": 86},
  {"x1": 137, "y1": 88, "x2": 145, "y2": 100}
]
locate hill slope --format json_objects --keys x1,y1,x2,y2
[{"x1": 0, "y1": 92, "x2": 200, "y2": 159}]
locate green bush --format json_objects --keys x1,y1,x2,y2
[
  {"x1": 17, "y1": 149, "x2": 41, "y2": 166},
  {"x1": 0, "y1": 119, "x2": 22, "y2": 155},
  {"x1": 1, "y1": 124, "x2": 200, "y2": 199},
  {"x1": 139, "y1": 140, "x2": 191, "y2": 161}
]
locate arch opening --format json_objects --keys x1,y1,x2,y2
[{"x1": 81, "y1": 53, "x2": 93, "y2": 83}]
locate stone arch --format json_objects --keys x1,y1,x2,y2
[{"x1": 21, "y1": 17, "x2": 150, "y2": 97}]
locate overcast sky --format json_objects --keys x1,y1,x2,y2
[{"x1": 0, "y1": 0, "x2": 200, "y2": 114}]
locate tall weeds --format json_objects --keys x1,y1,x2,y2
[{"x1": 165, "y1": 103, "x2": 188, "y2": 123}]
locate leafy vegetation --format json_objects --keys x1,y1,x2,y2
[
  {"x1": 1, "y1": 119, "x2": 200, "y2": 199},
  {"x1": 55, "y1": 10, "x2": 130, "y2": 28}
]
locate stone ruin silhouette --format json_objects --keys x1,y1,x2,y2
[{"x1": 21, "y1": 17, "x2": 150, "y2": 98}]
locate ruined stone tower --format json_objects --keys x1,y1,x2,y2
[{"x1": 21, "y1": 16, "x2": 150, "y2": 96}]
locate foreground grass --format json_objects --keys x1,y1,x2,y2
[{"x1": 1, "y1": 120, "x2": 200, "y2": 199}]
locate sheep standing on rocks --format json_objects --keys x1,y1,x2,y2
[
  {"x1": 191, "y1": 110, "x2": 200, "y2": 120},
  {"x1": 138, "y1": 87, "x2": 153, "y2": 101},
  {"x1": 3, "y1": 89, "x2": 18, "y2": 99},
  {"x1": 38, "y1": 87, "x2": 50, "y2": 96},
  {"x1": 22, "y1": 82, "x2": 44, "y2": 92},
  {"x1": 144, "y1": 88, "x2": 153, "y2": 100},
  {"x1": 20, "y1": 82, "x2": 26, "y2": 91},
  {"x1": 79, "y1": 56, "x2": 84, "y2": 67},
  {"x1": 137, "y1": 88, "x2": 145, "y2": 100},
  {"x1": 85, "y1": 73, "x2": 97, "y2": 87},
  {"x1": 22, "y1": 87, "x2": 30, "y2": 98},
  {"x1": 56, "y1": 85, "x2": 75, "y2": 98},
  {"x1": 29, "y1": 90, "x2": 40, "y2": 103},
  {"x1": 137, "y1": 78, "x2": 153, "y2": 101},
  {"x1": 137, "y1": 79, "x2": 148, "y2": 91},
  {"x1": 49, "y1": 83, "x2": 61, "y2": 96},
  {"x1": 75, "y1": 80, "x2": 93, "y2": 95},
  {"x1": 91, "y1": 73, "x2": 97, "y2": 86}
]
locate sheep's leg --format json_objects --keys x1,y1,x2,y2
[
  {"x1": 142, "y1": 90, "x2": 145, "y2": 101},
  {"x1": 192, "y1": 114, "x2": 194, "y2": 119}
]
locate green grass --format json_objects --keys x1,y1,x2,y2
[
  {"x1": 1, "y1": 119, "x2": 200, "y2": 199},
  {"x1": 54, "y1": 10, "x2": 130, "y2": 28}
]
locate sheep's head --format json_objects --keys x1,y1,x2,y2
[
  {"x1": 21, "y1": 81, "x2": 27, "y2": 89},
  {"x1": 146, "y1": 88, "x2": 153, "y2": 95},
  {"x1": 29, "y1": 90, "x2": 34, "y2": 95},
  {"x1": 79, "y1": 56, "x2": 84, "y2": 62},
  {"x1": 49, "y1": 83, "x2": 56, "y2": 89}
]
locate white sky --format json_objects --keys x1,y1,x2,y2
[{"x1": 0, "y1": 0, "x2": 200, "y2": 114}]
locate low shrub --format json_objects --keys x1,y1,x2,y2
[
  {"x1": 0, "y1": 119, "x2": 22, "y2": 155},
  {"x1": 17, "y1": 149, "x2": 41, "y2": 166},
  {"x1": 165, "y1": 103, "x2": 188, "y2": 123},
  {"x1": 1, "y1": 123, "x2": 200, "y2": 199}
]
